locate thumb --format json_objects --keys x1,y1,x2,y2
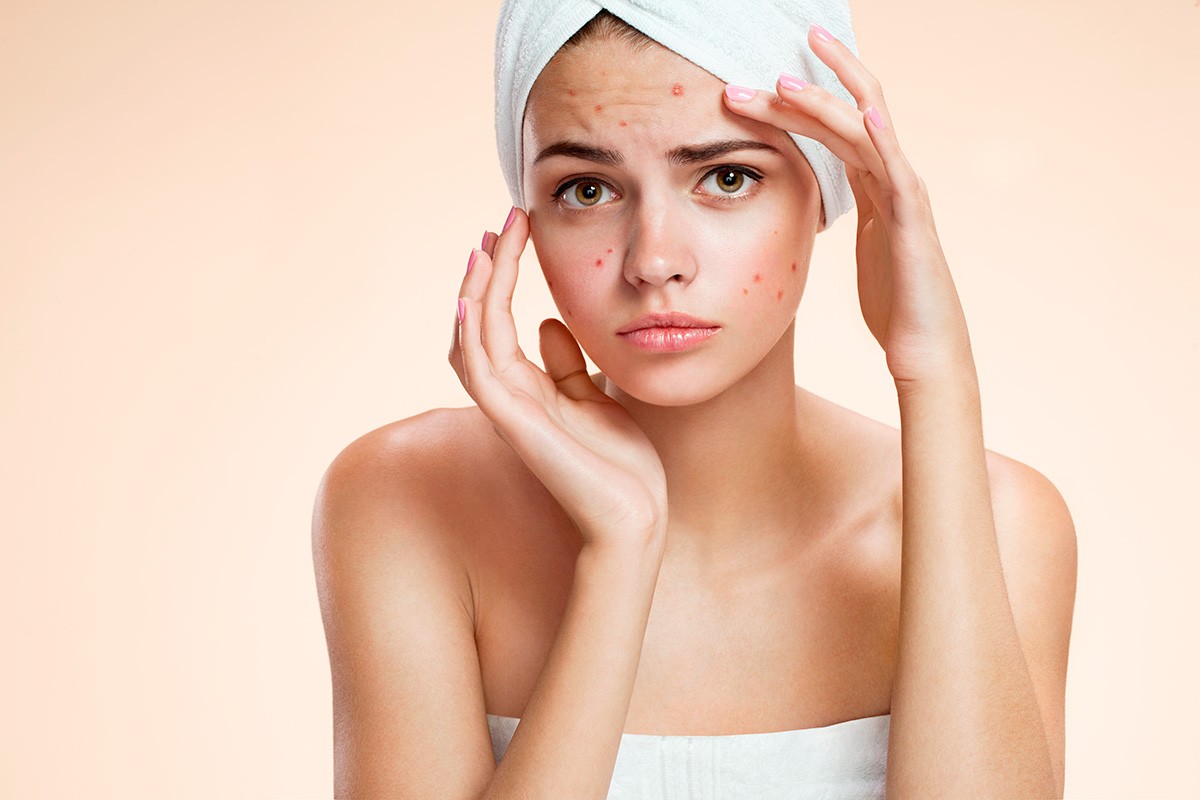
[{"x1": 538, "y1": 318, "x2": 607, "y2": 402}]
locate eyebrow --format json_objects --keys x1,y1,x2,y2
[{"x1": 533, "y1": 138, "x2": 784, "y2": 167}]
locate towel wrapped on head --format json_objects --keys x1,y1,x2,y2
[{"x1": 494, "y1": 0, "x2": 861, "y2": 232}]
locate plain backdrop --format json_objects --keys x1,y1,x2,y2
[{"x1": 2, "y1": 1, "x2": 1198, "y2": 797}]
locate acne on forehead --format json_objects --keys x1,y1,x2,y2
[{"x1": 672, "y1": 83, "x2": 685, "y2": 96}]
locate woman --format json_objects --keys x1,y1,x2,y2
[{"x1": 313, "y1": 3, "x2": 1077, "y2": 798}]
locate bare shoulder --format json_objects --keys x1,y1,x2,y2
[
  {"x1": 313, "y1": 404, "x2": 571, "y2": 614},
  {"x1": 310, "y1": 406, "x2": 518, "y2": 797},
  {"x1": 314, "y1": 405, "x2": 511, "y2": 543},
  {"x1": 840, "y1": 395, "x2": 1076, "y2": 792}
]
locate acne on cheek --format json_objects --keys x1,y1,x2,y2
[
  {"x1": 740, "y1": 262, "x2": 800, "y2": 299},
  {"x1": 671, "y1": 83, "x2": 684, "y2": 96}
]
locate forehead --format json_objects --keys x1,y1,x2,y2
[{"x1": 523, "y1": 35, "x2": 755, "y2": 154}]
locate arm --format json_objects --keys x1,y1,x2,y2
[
  {"x1": 722, "y1": 24, "x2": 1076, "y2": 797},
  {"x1": 482, "y1": 536, "x2": 665, "y2": 799},
  {"x1": 313, "y1": 417, "x2": 666, "y2": 800},
  {"x1": 447, "y1": 211, "x2": 672, "y2": 797},
  {"x1": 888, "y1": 370, "x2": 1073, "y2": 798}
]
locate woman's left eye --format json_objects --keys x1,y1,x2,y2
[{"x1": 698, "y1": 166, "x2": 762, "y2": 198}]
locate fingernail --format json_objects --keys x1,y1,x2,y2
[
  {"x1": 467, "y1": 248, "x2": 478, "y2": 275},
  {"x1": 502, "y1": 206, "x2": 517, "y2": 232},
  {"x1": 811, "y1": 23, "x2": 835, "y2": 42},
  {"x1": 481, "y1": 230, "x2": 490, "y2": 250},
  {"x1": 457, "y1": 297, "x2": 465, "y2": 322},
  {"x1": 866, "y1": 105, "x2": 886, "y2": 130},
  {"x1": 778, "y1": 73, "x2": 807, "y2": 92},
  {"x1": 724, "y1": 84, "x2": 756, "y2": 103}
]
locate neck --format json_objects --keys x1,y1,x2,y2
[{"x1": 601, "y1": 322, "x2": 819, "y2": 573}]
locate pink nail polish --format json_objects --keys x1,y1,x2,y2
[
  {"x1": 502, "y1": 206, "x2": 517, "y2": 232},
  {"x1": 724, "y1": 84, "x2": 756, "y2": 103},
  {"x1": 457, "y1": 297, "x2": 465, "y2": 322},
  {"x1": 778, "y1": 73, "x2": 807, "y2": 92},
  {"x1": 480, "y1": 230, "x2": 490, "y2": 250},
  {"x1": 811, "y1": 23, "x2": 834, "y2": 42},
  {"x1": 866, "y1": 106, "x2": 886, "y2": 130},
  {"x1": 467, "y1": 248, "x2": 478, "y2": 275}
]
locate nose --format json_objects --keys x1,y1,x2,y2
[{"x1": 622, "y1": 197, "x2": 697, "y2": 289}]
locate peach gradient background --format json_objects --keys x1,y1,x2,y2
[{"x1": 2, "y1": 0, "x2": 1197, "y2": 797}]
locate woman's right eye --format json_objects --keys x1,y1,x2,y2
[{"x1": 555, "y1": 179, "x2": 616, "y2": 210}]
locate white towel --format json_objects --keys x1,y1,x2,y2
[{"x1": 494, "y1": 0, "x2": 861, "y2": 232}]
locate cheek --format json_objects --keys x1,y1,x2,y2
[
  {"x1": 533, "y1": 224, "x2": 615, "y2": 320},
  {"x1": 542, "y1": 249, "x2": 615, "y2": 321},
  {"x1": 734, "y1": 236, "x2": 805, "y2": 306}
]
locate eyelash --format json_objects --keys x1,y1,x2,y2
[{"x1": 550, "y1": 165, "x2": 765, "y2": 213}]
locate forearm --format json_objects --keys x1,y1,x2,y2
[
  {"x1": 886, "y1": 369, "x2": 1055, "y2": 799},
  {"x1": 480, "y1": 535, "x2": 665, "y2": 800}
]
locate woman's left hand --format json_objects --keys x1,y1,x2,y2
[{"x1": 723, "y1": 24, "x2": 974, "y2": 389}]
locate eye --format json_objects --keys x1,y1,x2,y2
[
  {"x1": 555, "y1": 179, "x2": 616, "y2": 209},
  {"x1": 698, "y1": 166, "x2": 762, "y2": 198}
]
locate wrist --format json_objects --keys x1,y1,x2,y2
[{"x1": 893, "y1": 359, "x2": 979, "y2": 402}]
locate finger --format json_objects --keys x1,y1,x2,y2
[
  {"x1": 805, "y1": 25, "x2": 924, "y2": 207},
  {"x1": 723, "y1": 83, "x2": 885, "y2": 179},
  {"x1": 861, "y1": 104, "x2": 926, "y2": 228},
  {"x1": 538, "y1": 318, "x2": 608, "y2": 403},
  {"x1": 481, "y1": 207, "x2": 531, "y2": 368},
  {"x1": 448, "y1": 244, "x2": 483, "y2": 377},
  {"x1": 804, "y1": 24, "x2": 899, "y2": 140},
  {"x1": 456, "y1": 280, "x2": 520, "y2": 428}
]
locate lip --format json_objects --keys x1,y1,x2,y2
[
  {"x1": 616, "y1": 311, "x2": 720, "y2": 334},
  {"x1": 616, "y1": 311, "x2": 721, "y2": 353}
]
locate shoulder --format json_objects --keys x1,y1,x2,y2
[
  {"x1": 311, "y1": 407, "x2": 506, "y2": 795},
  {"x1": 983, "y1": 449, "x2": 1077, "y2": 794},
  {"x1": 314, "y1": 405, "x2": 506, "y2": 527},
  {"x1": 311, "y1": 406, "x2": 505, "y2": 605},
  {"x1": 983, "y1": 450, "x2": 1078, "y2": 592},
  {"x1": 311, "y1": 404, "x2": 564, "y2": 599}
]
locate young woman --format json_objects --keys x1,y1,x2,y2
[{"x1": 313, "y1": 4, "x2": 1077, "y2": 798}]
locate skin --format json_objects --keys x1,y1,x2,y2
[{"x1": 312, "y1": 20, "x2": 1076, "y2": 800}]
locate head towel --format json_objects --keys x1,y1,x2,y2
[{"x1": 494, "y1": 0, "x2": 861, "y2": 231}]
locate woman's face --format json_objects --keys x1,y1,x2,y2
[{"x1": 522, "y1": 34, "x2": 822, "y2": 407}]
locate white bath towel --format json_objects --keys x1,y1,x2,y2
[{"x1": 494, "y1": 0, "x2": 861, "y2": 231}]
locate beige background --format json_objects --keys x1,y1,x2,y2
[{"x1": 2, "y1": 0, "x2": 1197, "y2": 797}]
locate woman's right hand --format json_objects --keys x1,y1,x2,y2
[{"x1": 448, "y1": 207, "x2": 668, "y2": 550}]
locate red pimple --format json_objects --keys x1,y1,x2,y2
[
  {"x1": 791, "y1": 262, "x2": 797, "y2": 272},
  {"x1": 568, "y1": 89, "x2": 576, "y2": 96},
  {"x1": 672, "y1": 83, "x2": 684, "y2": 96},
  {"x1": 595, "y1": 258, "x2": 604, "y2": 267},
  {"x1": 777, "y1": 289, "x2": 784, "y2": 301},
  {"x1": 566, "y1": 307, "x2": 573, "y2": 316},
  {"x1": 594, "y1": 104, "x2": 603, "y2": 112},
  {"x1": 606, "y1": 248, "x2": 613, "y2": 254},
  {"x1": 753, "y1": 273, "x2": 762, "y2": 283},
  {"x1": 547, "y1": 280, "x2": 555, "y2": 288},
  {"x1": 618, "y1": 120, "x2": 628, "y2": 127}
]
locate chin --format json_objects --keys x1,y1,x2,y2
[{"x1": 588, "y1": 349, "x2": 749, "y2": 408}]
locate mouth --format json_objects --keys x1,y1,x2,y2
[
  {"x1": 616, "y1": 310, "x2": 720, "y2": 334},
  {"x1": 616, "y1": 311, "x2": 721, "y2": 353}
]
